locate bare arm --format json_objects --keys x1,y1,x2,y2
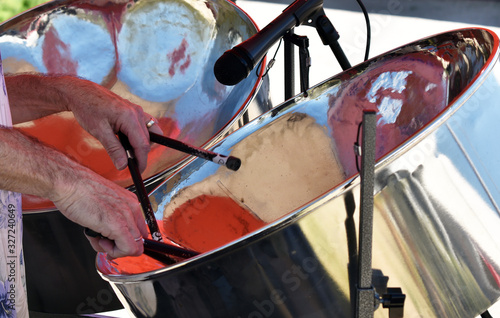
[
  {"x1": 5, "y1": 73, "x2": 160, "y2": 171},
  {"x1": 0, "y1": 127, "x2": 149, "y2": 258},
  {"x1": 3, "y1": 73, "x2": 163, "y2": 258},
  {"x1": 6, "y1": 74, "x2": 73, "y2": 122}
]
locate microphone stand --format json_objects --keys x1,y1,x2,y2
[
  {"x1": 284, "y1": 31, "x2": 310, "y2": 99},
  {"x1": 312, "y1": 11, "x2": 351, "y2": 71},
  {"x1": 275, "y1": 0, "x2": 351, "y2": 100},
  {"x1": 284, "y1": 29, "x2": 296, "y2": 100}
]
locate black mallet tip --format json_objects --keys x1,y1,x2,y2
[{"x1": 226, "y1": 156, "x2": 242, "y2": 171}]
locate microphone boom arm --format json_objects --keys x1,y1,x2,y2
[
  {"x1": 240, "y1": 0, "x2": 325, "y2": 71},
  {"x1": 214, "y1": 0, "x2": 351, "y2": 86},
  {"x1": 306, "y1": 9, "x2": 351, "y2": 70}
]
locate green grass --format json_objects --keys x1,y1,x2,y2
[{"x1": 0, "y1": 0, "x2": 48, "y2": 23}]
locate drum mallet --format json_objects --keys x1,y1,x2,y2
[{"x1": 149, "y1": 132, "x2": 241, "y2": 171}]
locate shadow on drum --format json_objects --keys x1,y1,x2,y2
[
  {"x1": 0, "y1": 0, "x2": 269, "y2": 314},
  {"x1": 98, "y1": 28, "x2": 500, "y2": 318}
]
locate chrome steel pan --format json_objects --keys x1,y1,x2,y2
[
  {"x1": 0, "y1": 0, "x2": 268, "y2": 314},
  {"x1": 100, "y1": 27, "x2": 500, "y2": 318},
  {"x1": 0, "y1": 0, "x2": 269, "y2": 211}
]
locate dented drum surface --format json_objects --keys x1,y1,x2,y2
[
  {"x1": 98, "y1": 28, "x2": 500, "y2": 317},
  {"x1": 0, "y1": 0, "x2": 269, "y2": 313}
]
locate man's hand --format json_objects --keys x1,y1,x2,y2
[
  {"x1": 65, "y1": 78, "x2": 162, "y2": 172},
  {"x1": 4, "y1": 73, "x2": 164, "y2": 257},
  {"x1": 6, "y1": 74, "x2": 162, "y2": 172},
  {"x1": 0, "y1": 128, "x2": 150, "y2": 258},
  {"x1": 52, "y1": 163, "x2": 150, "y2": 258}
]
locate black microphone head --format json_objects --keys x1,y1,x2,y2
[{"x1": 214, "y1": 48, "x2": 252, "y2": 86}]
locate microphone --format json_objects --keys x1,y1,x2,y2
[{"x1": 214, "y1": 0, "x2": 324, "y2": 86}]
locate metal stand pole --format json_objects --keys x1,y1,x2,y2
[
  {"x1": 314, "y1": 11, "x2": 351, "y2": 71},
  {"x1": 353, "y1": 111, "x2": 406, "y2": 318},
  {"x1": 284, "y1": 31, "x2": 312, "y2": 99},
  {"x1": 284, "y1": 29, "x2": 295, "y2": 100},
  {"x1": 355, "y1": 110, "x2": 377, "y2": 318}
]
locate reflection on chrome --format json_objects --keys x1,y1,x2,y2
[
  {"x1": 0, "y1": 0, "x2": 270, "y2": 313},
  {"x1": 0, "y1": 0, "x2": 270, "y2": 211},
  {"x1": 98, "y1": 28, "x2": 500, "y2": 318}
]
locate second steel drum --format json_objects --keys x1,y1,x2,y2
[
  {"x1": 0, "y1": 0, "x2": 269, "y2": 314},
  {"x1": 98, "y1": 28, "x2": 500, "y2": 317}
]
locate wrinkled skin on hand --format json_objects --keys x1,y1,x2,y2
[
  {"x1": 65, "y1": 78, "x2": 163, "y2": 172},
  {"x1": 4, "y1": 73, "x2": 163, "y2": 258},
  {"x1": 51, "y1": 162, "x2": 150, "y2": 258}
]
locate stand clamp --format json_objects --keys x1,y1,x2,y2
[
  {"x1": 284, "y1": 32, "x2": 311, "y2": 96},
  {"x1": 380, "y1": 288, "x2": 406, "y2": 318}
]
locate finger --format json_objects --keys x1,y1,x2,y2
[
  {"x1": 83, "y1": 197, "x2": 146, "y2": 258},
  {"x1": 110, "y1": 199, "x2": 147, "y2": 258},
  {"x1": 137, "y1": 217, "x2": 150, "y2": 239},
  {"x1": 94, "y1": 121, "x2": 129, "y2": 170},
  {"x1": 85, "y1": 235, "x2": 106, "y2": 253},
  {"x1": 99, "y1": 107, "x2": 150, "y2": 171},
  {"x1": 106, "y1": 234, "x2": 144, "y2": 259},
  {"x1": 122, "y1": 113, "x2": 163, "y2": 172},
  {"x1": 107, "y1": 137, "x2": 129, "y2": 170},
  {"x1": 145, "y1": 115, "x2": 163, "y2": 136},
  {"x1": 90, "y1": 230, "x2": 144, "y2": 259},
  {"x1": 120, "y1": 119, "x2": 151, "y2": 173},
  {"x1": 126, "y1": 194, "x2": 150, "y2": 239}
]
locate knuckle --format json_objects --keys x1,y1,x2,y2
[{"x1": 138, "y1": 142, "x2": 151, "y2": 153}]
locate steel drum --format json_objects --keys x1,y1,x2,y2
[
  {"x1": 98, "y1": 28, "x2": 500, "y2": 318},
  {"x1": 0, "y1": 0, "x2": 269, "y2": 314}
]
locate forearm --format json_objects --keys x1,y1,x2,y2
[
  {"x1": 0, "y1": 126, "x2": 79, "y2": 202},
  {"x1": 0, "y1": 126, "x2": 149, "y2": 257},
  {"x1": 5, "y1": 72, "x2": 156, "y2": 172},
  {"x1": 5, "y1": 73, "x2": 79, "y2": 124}
]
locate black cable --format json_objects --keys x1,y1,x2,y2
[
  {"x1": 356, "y1": 0, "x2": 371, "y2": 61},
  {"x1": 355, "y1": 121, "x2": 363, "y2": 173},
  {"x1": 258, "y1": 38, "x2": 283, "y2": 79}
]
